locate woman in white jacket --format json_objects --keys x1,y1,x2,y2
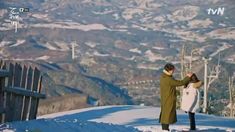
[{"x1": 181, "y1": 73, "x2": 202, "y2": 130}]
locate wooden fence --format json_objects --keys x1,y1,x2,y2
[{"x1": 0, "y1": 60, "x2": 45, "y2": 123}]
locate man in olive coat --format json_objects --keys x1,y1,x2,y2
[{"x1": 159, "y1": 63, "x2": 192, "y2": 131}]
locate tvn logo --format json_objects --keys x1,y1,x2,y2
[{"x1": 207, "y1": 7, "x2": 225, "y2": 16}]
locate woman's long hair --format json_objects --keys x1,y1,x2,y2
[{"x1": 184, "y1": 73, "x2": 200, "y2": 88}]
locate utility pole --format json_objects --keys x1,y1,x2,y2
[
  {"x1": 202, "y1": 54, "x2": 220, "y2": 113},
  {"x1": 203, "y1": 57, "x2": 210, "y2": 113}
]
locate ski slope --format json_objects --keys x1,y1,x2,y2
[{"x1": 1, "y1": 105, "x2": 235, "y2": 132}]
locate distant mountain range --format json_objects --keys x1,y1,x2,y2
[{"x1": 0, "y1": 0, "x2": 235, "y2": 115}]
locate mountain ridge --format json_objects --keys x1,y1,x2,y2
[{"x1": 0, "y1": 0, "x2": 235, "y2": 115}]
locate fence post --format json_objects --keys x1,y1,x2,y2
[
  {"x1": 12, "y1": 63, "x2": 24, "y2": 121},
  {"x1": 22, "y1": 66, "x2": 33, "y2": 120},
  {"x1": 5, "y1": 63, "x2": 15, "y2": 122},
  {"x1": 29, "y1": 67, "x2": 41, "y2": 120},
  {"x1": 0, "y1": 63, "x2": 7, "y2": 123}
]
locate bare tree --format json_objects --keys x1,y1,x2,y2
[{"x1": 229, "y1": 76, "x2": 234, "y2": 117}]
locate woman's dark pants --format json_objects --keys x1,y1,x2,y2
[{"x1": 189, "y1": 112, "x2": 196, "y2": 130}]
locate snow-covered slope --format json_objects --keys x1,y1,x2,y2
[{"x1": 1, "y1": 106, "x2": 235, "y2": 132}]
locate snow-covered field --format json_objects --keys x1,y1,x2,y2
[{"x1": 1, "y1": 105, "x2": 235, "y2": 132}]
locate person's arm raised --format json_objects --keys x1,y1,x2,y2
[
  {"x1": 170, "y1": 72, "x2": 192, "y2": 87},
  {"x1": 170, "y1": 77, "x2": 190, "y2": 87}
]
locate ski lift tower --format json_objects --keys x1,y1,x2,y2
[
  {"x1": 202, "y1": 54, "x2": 221, "y2": 113},
  {"x1": 72, "y1": 41, "x2": 79, "y2": 60}
]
